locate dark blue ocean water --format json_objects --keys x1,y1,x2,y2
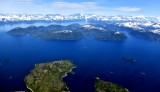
[{"x1": 0, "y1": 23, "x2": 160, "y2": 92}]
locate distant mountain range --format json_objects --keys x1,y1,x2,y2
[
  {"x1": 1, "y1": 13, "x2": 160, "y2": 38},
  {"x1": 0, "y1": 13, "x2": 160, "y2": 23}
]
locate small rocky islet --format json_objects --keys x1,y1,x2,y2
[
  {"x1": 122, "y1": 57, "x2": 136, "y2": 62},
  {"x1": 25, "y1": 60, "x2": 129, "y2": 92}
]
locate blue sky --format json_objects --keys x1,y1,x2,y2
[{"x1": 0, "y1": 0, "x2": 159, "y2": 16}]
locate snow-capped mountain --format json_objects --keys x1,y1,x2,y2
[
  {"x1": 0, "y1": 13, "x2": 160, "y2": 23},
  {"x1": 1, "y1": 13, "x2": 160, "y2": 35}
]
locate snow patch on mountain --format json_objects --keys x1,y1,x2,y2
[
  {"x1": 0, "y1": 14, "x2": 160, "y2": 23},
  {"x1": 1, "y1": 13, "x2": 160, "y2": 35},
  {"x1": 150, "y1": 29, "x2": 160, "y2": 35}
]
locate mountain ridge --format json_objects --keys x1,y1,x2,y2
[{"x1": 0, "y1": 13, "x2": 160, "y2": 23}]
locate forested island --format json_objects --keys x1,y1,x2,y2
[
  {"x1": 130, "y1": 30, "x2": 160, "y2": 41},
  {"x1": 95, "y1": 77, "x2": 129, "y2": 92},
  {"x1": 24, "y1": 60, "x2": 76, "y2": 92},
  {"x1": 119, "y1": 25, "x2": 160, "y2": 41},
  {"x1": 24, "y1": 60, "x2": 130, "y2": 92},
  {"x1": 8, "y1": 24, "x2": 127, "y2": 41}
]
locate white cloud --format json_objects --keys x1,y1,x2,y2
[
  {"x1": 52, "y1": 2, "x2": 105, "y2": 10},
  {"x1": 113, "y1": 7, "x2": 141, "y2": 12},
  {"x1": 0, "y1": 0, "x2": 32, "y2": 3},
  {"x1": 51, "y1": 2, "x2": 141, "y2": 12},
  {"x1": 0, "y1": 1, "x2": 141, "y2": 14}
]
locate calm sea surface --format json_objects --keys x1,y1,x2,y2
[{"x1": 0, "y1": 23, "x2": 160, "y2": 92}]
